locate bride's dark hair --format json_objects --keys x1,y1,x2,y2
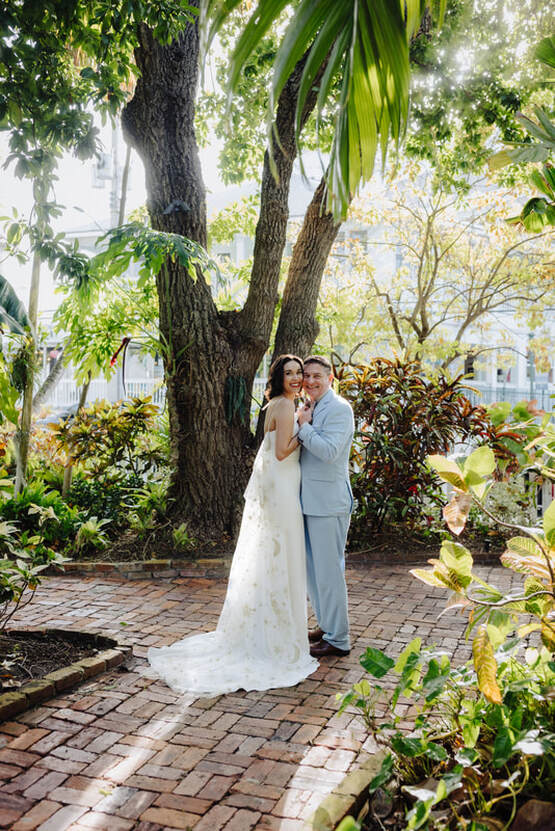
[{"x1": 265, "y1": 354, "x2": 304, "y2": 401}]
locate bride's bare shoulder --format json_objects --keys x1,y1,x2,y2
[{"x1": 267, "y1": 396, "x2": 294, "y2": 413}]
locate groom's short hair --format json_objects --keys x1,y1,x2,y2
[{"x1": 304, "y1": 355, "x2": 332, "y2": 373}]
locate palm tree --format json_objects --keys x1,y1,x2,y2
[{"x1": 202, "y1": 0, "x2": 446, "y2": 219}]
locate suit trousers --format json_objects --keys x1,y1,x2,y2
[{"x1": 304, "y1": 513, "x2": 351, "y2": 651}]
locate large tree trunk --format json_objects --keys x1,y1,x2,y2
[
  {"x1": 274, "y1": 176, "x2": 343, "y2": 359},
  {"x1": 253, "y1": 178, "x2": 345, "y2": 443},
  {"x1": 123, "y1": 20, "x2": 237, "y2": 536},
  {"x1": 122, "y1": 15, "x2": 318, "y2": 538}
]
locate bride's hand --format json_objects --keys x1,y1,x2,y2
[{"x1": 297, "y1": 401, "x2": 313, "y2": 426}]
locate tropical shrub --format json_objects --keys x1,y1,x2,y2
[
  {"x1": 68, "y1": 472, "x2": 143, "y2": 526},
  {"x1": 486, "y1": 399, "x2": 550, "y2": 471},
  {"x1": 337, "y1": 639, "x2": 554, "y2": 831},
  {"x1": 0, "y1": 482, "x2": 82, "y2": 555},
  {"x1": 336, "y1": 442, "x2": 555, "y2": 831},
  {"x1": 422, "y1": 445, "x2": 554, "y2": 657},
  {"x1": 172, "y1": 521, "x2": 196, "y2": 552},
  {"x1": 0, "y1": 517, "x2": 68, "y2": 631},
  {"x1": 336, "y1": 359, "x2": 521, "y2": 541},
  {"x1": 74, "y1": 516, "x2": 111, "y2": 555},
  {"x1": 50, "y1": 396, "x2": 165, "y2": 479},
  {"x1": 26, "y1": 425, "x2": 68, "y2": 484}
]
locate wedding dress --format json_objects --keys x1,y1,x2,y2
[{"x1": 148, "y1": 428, "x2": 318, "y2": 696}]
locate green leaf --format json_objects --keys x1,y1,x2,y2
[
  {"x1": 463, "y1": 446, "x2": 495, "y2": 478},
  {"x1": 422, "y1": 658, "x2": 450, "y2": 702},
  {"x1": 542, "y1": 498, "x2": 555, "y2": 546},
  {"x1": 535, "y1": 35, "x2": 555, "y2": 69},
  {"x1": 426, "y1": 454, "x2": 467, "y2": 490},
  {"x1": 440, "y1": 540, "x2": 473, "y2": 577},
  {"x1": 394, "y1": 637, "x2": 422, "y2": 674},
  {"x1": 360, "y1": 647, "x2": 395, "y2": 678},
  {"x1": 0, "y1": 274, "x2": 32, "y2": 334},
  {"x1": 391, "y1": 736, "x2": 427, "y2": 757},
  {"x1": 454, "y1": 747, "x2": 479, "y2": 765},
  {"x1": 426, "y1": 742, "x2": 448, "y2": 762},
  {"x1": 514, "y1": 730, "x2": 544, "y2": 756},
  {"x1": 410, "y1": 567, "x2": 447, "y2": 588},
  {"x1": 462, "y1": 720, "x2": 480, "y2": 747},
  {"x1": 336, "y1": 818, "x2": 360, "y2": 831},
  {"x1": 367, "y1": 753, "x2": 394, "y2": 793},
  {"x1": 530, "y1": 168, "x2": 555, "y2": 200},
  {"x1": 406, "y1": 797, "x2": 433, "y2": 830},
  {"x1": 493, "y1": 726, "x2": 514, "y2": 768},
  {"x1": 441, "y1": 764, "x2": 463, "y2": 795}
]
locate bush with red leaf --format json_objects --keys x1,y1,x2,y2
[{"x1": 336, "y1": 358, "x2": 522, "y2": 544}]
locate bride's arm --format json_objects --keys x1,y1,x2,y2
[{"x1": 274, "y1": 399, "x2": 299, "y2": 461}]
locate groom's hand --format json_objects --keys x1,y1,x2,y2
[{"x1": 297, "y1": 402, "x2": 313, "y2": 426}]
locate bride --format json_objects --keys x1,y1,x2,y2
[{"x1": 148, "y1": 354, "x2": 319, "y2": 696}]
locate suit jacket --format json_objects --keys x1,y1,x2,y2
[{"x1": 298, "y1": 388, "x2": 354, "y2": 516}]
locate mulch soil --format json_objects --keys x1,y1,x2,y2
[
  {"x1": 0, "y1": 631, "x2": 99, "y2": 690},
  {"x1": 71, "y1": 525, "x2": 500, "y2": 565}
]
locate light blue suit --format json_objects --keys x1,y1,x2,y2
[{"x1": 298, "y1": 388, "x2": 354, "y2": 651}]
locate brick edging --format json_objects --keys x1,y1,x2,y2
[
  {"x1": 0, "y1": 628, "x2": 132, "y2": 723},
  {"x1": 44, "y1": 556, "x2": 232, "y2": 580},
  {"x1": 43, "y1": 547, "x2": 500, "y2": 580},
  {"x1": 303, "y1": 750, "x2": 387, "y2": 830}
]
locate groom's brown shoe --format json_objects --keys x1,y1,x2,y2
[
  {"x1": 310, "y1": 639, "x2": 350, "y2": 658},
  {"x1": 308, "y1": 627, "x2": 324, "y2": 643}
]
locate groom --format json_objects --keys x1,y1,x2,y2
[{"x1": 297, "y1": 356, "x2": 354, "y2": 658}]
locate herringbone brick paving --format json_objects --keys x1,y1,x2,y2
[{"x1": 0, "y1": 561, "x2": 517, "y2": 830}]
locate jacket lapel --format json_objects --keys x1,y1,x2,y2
[{"x1": 313, "y1": 388, "x2": 334, "y2": 424}]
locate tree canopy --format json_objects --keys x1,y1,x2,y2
[{"x1": 317, "y1": 165, "x2": 555, "y2": 370}]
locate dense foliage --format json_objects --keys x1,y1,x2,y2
[
  {"x1": 203, "y1": 0, "x2": 447, "y2": 219},
  {"x1": 338, "y1": 439, "x2": 555, "y2": 831},
  {"x1": 338, "y1": 639, "x2": 554, "y2": 830},
  {"x1": 337, "y1": 359, "x2": 520, "y2": 542},
  {"x1": 50, "y1": 397, "x2": 164, "y2": 478}
]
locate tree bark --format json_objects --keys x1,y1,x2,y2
[
  {"x1": 32, "y1": 348, "x2": 65, "y2": 412},
  {"x1": 118, "y1": 141, "x2": 132, "y2": 225},
  {"x1": 123, "y1": 19, "x2": 234, "y2": 536},
  {"x1": 121, "y1": 12, "x2": 328, "y2": 539},
  {"x1": 253, "y1": 177, "x2": 345, "y2": 443},
  {"x1": 15, "y1": 225, "x2": 43, "y2": 495},
  {"x1": 273, "y1": 176, "x2": 343, "y2": 359}
]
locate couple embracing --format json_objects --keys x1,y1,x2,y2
[{"x1": 148, "y1": 354, "x2": 354, "y2": 697}]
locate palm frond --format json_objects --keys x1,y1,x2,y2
[
  {"x1": 0, "y1": 275, "x2": 32, "y2": 335},
  {"x1": 202, "y1": 0, "x2": 446, "y2": 219}
]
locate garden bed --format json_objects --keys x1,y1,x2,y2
[
  {"x1": 0, "y1": 628, "x2": 132, "y2": 721},
  {"x1": 1, "y1": 630, "x2": 98, "y2": 689}
]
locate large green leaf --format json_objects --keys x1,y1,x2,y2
[
  {"x1": 202, "y1": 0, "x2": 446, "y2": 220},
  {"x1": 360, "y1": 646, "x2": 395, "y2": 678},
  {"x1": 463, "y1": 445, "x2": 495, "y2": 478},
  {"x1": 426, "y1": 454, "x2": 467, "y2": 490},
  {"x1": 493, "y1": 726, "x2": 514, "y2": 768},
  {"x1": 543, "y1": 498, "x2": 555, "y2": 547},
  {"x1": 535, "y1": 35, "x2": 555, "y2": 69},
  {"x1": 439, "y1": 540, "x2": 473, "y2": 578},
  {"x1": 0, "y1": 274, "x2": 32, "y2": 334}
]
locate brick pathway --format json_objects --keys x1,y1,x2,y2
[{"x1": 0, "y1": 561, "x2": 516, "y2": 831}]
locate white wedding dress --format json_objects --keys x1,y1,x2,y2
[{"x1": 147, "y1": 428, "x2": 318, "y2": 696}]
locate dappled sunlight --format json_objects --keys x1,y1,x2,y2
[{"x1": 1, "y1": 563, "x2": 529, "y2": 828}]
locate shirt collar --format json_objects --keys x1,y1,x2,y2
[{"x1": 313, "y1": 388, "x2": 333, "y2": 409}]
